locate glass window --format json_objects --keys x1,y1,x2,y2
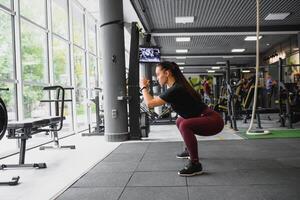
[
  {"x1": 88, "y1": 20, "x2": 96, "y2": 54},
  {"x1": 23, "y1": 84, "x2": 49, "y2": 118},
  {"x1": 0, "y1": 0, "x2": 11, "y2": 8},
  {"x1": 88, "y1": 54, "x2": 97, "y2": 89},
  {"x1": 52, "y1": 0, "x2": 69, "y2": 39},
  {"x1": 21, "y1": 20, "x2": 48, "y2": 83},
  {"x1": 20, "y1": 0, "x2": 46, "y2": 27},
  {"x1": 52, "y1": 37, "x2": 70, "y2": 85},
  {"x1": 76, "y1": 89, "x2": 87, "y2": 129},
  {"x1": 0, "y1": 82, "x2": 16, "y2": 120},
  {"x1": 72, "y1": 3, "x2": 85, "y2": 47},
  {"x1": 0, "y1": 10, "x2": 14, "y2": 80},
  {"x1": 73, "y1": 46, "x2": 86, "y2": 88}
]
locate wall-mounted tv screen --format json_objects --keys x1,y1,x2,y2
[{"x1": 139, "y1": 47, "x2": 161, "y2": 63}]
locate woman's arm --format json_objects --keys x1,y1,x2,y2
[{"x1": 140, "y1": 78, "x2": 166, "y2": 108}]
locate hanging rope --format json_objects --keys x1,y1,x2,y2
[{"x1": 246, "y1": 0, "x2": 269, "y2": 135}]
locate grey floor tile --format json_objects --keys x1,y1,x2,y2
[
  {"x1": 119, "y1": 186, "x2": 188, "y2": 200},
  {"x1": 89, "y1": 161, "x2": 139, "y2": 173},
  {"x1": 188, "y1": 186, "x2": 265, "y2": 200},
  {"x1": 56, "y1": 187, "x2": 123, "y2": 200},
  {"x1": 102, "y1": 152, "x2": 144, "y2": 162},
  {"x1": 141, "y1": 151, "x2": 179, "y2": 161},
  {"x1": 72, "y1": 172, "x2": 132, "y2": 187},
  {"x1": 276, "y1": 157, "x2": 300, "y2": 168},
  {"x1": 258, "y1": 184, "x2": 300, "y2": 200},
  {"x1": 202, "y1": 158, "x2": 287, "y2": 172},
  {"x1": 136, "y1": 159, "x2": 186, "y2": 171},
  {"x1": 187, "y1": 168, "x2": 300, "y2": 186},
  {"x1": 112, "y1": 143, "x2": 150, "y2": 154},
  {"x1": 127, "y1": 171, "x2": 186, "y2": 187}
]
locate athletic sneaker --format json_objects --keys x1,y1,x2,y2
[
  {"x1": 176, "y1": 149, "x2": 190, "y2": 159},
  {"x1": 178, "y1": 161, "x2": 203, "y2": 177}
]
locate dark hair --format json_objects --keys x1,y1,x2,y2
[{"x1": 157, "y1": 61, "x2": 203, "y2": 103}]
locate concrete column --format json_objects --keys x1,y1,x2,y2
[{"x1": 99, "y1": 0, "x2": 128, "y2": 142}]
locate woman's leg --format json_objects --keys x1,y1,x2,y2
[{"x1": 178, "y1": 110, "x2": 224, "y2": 163}]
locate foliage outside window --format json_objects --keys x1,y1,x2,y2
[
  {"x1": 0, "y1": 0, "x2": 11, "y2": 9},
  {"x1": 0, "y1": 83, "x2": 16, "y2": 120},
  {"x1": 20, "y1": 0, "x2": 46, "y2": 27},
  {"x1": 0, "y1": 11, "x2": 14, "y2": 81},
  {"x1": 53, "y1": 37, "x2": 70, "y2": 85},
  {"x1": 23, "y1": 84, "x2": 49, "y2": 118},
  {"x1": 88, "y1": 54, "x2": 97, "y2": 89},
  {"x1": 88, "y1": 20, "x2": 96, "y2": 54},
  {"x1": 21, "y1": 20, "x2": 48, "y2": 83},
  {"x1": 72, "y1": 3, "x2": 85, "y2": 47},
  {"x1": 52, "y1": 0, "x2": 69, "y2": 39},
  {"x1": 74, "y1": 46, "x2": 85, "y2": 89}
]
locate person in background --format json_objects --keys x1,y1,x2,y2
[{"x1": 140, "y1": 61, "x2": 224, "y2": 177}]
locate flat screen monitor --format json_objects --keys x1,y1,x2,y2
[{"x1": 139, "y1": 47, "x2": 161, "y2": 63}]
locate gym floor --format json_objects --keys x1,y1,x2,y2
[{"x1": 1, "y1": 124, "x2": 300, "y2": 200}]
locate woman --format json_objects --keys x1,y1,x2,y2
[{"x1": 140, "y1": 61, "x2": 224, "y2": 177}]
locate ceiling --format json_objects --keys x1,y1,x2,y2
[{"x1": 130, "y1": 0, "x2": 300, "y2": 72}]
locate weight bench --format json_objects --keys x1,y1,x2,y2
[{"x1": 0, "y1": 86, "x2": 75, "y2": 170}]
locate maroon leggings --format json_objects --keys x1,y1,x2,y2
[{"x1": 176, "y1": 107, "x2": 224, "y2": 163}]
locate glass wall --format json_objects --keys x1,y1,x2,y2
[
  {"x1": 0, "y1": 0, "x2": 101, "y2": 156},
  {"x1": 0, "y1": 7, "x2": 16, "y2": 121}
]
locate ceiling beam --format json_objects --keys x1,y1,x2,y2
[
  {"x1": 161, "y1": 54, "x2": 256, "y2": 58},
  {"x1": 152, "y1": 25, "x2": 300, "y2": 36}
]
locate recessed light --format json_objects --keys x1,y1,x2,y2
[
  {"x1": 231, "y1": 49, "x2": 245, "y2": 53},
  {"x1": 216, "y1": 61, "x2": 226, "y2": 64},
  {"x1": 176, "y1": 56, "x2": 186, "y2": 59},
  {"x1": 179, "y1": 67, "x2": 184, "y2": 70},
  {"x1": 207, "y1": 70, "x2": 215, "y2": 73},
  {"x1": 176, "y1": 37, "x2": 191, "y2": 42},
  {"x1": 175, "y1": 16, "x2": 194, "y2": 24},
  {"x1": 212, "y1": 67, "x2": 220, "y2": 69},
  {"x1": 177, "y1": 62, "x2": 185, "y2": 65},
  {"x1": 266, "y1": 43, "x2": 270, "y2": 46},
  {"x1": 242, "y1": 70, "x2": 251, "y2": 73},
  {"x1": 176, "y1": 49, "x2": 188, "y2": 53},
  {"x1": 265, "y1": 13, "x2": 290, "y2": 20},
  {"x1": 245, "y1": 36, "x2": 263, "y2": 41},
  {"x1": 181, "y1": 70, "x2": 184, "y2": 73}
]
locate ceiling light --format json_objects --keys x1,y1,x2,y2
[
  {"x1": 176, "y1": 49, "x2": 188, "y2": 53},
  {"x1": 175, "y1": 16, "x2": 194, "y2": 24},
  {"x1": 216, "y1": 61, "x2": 226, "y2": 64},
  {"x1": 176, "y1": 37, "x2": 191, "y2": 42},
  {"x1": 242, "y1": 70, "x2": 251, "y2": 73},
  {"x1": 181, "y1": 70, "x2": 184, "y2": 73},
  {"x1": 265, "y1": 13, "x2": 290, "y2": 20},
  {"x1": 212, "y1": 67, "x2": 220, "y2": 69},
  {"x1": 176, "y1": 56, "x2": 186, "y2": 59},
  {"x1": 266, "y1": 43, "x2": 270, "y2": 46},
  {"x1": 207, "y1": 70, "x2": 215, "y2": 73},
  {"x1": 245, "y1": 36, "x2": 263, "y2": 41},
  {"x1": 177, "y1": 62, "x2": 185, "y2": 65},
  {"x1": 222, "y1": 56, "x2": 234, "y2": 59},
  {"x1": 231, "y1": 49, "x2": 245, "y2": 53},
  {"x1": 179, "y1": 67, "x2": 184, "y2": 70}
]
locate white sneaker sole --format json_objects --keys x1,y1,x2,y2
[
  {"x1": 178, "y1": 171, "x2": 204, "y2": 177},
  {"x1": 176, "y1": 156, "x2": 190, "y2": 159}
]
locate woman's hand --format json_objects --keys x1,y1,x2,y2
[{"x1": 140, "y1": 78, "x2": 150, "y2": 88}]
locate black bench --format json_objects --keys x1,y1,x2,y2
[{"x1": 1, "y1": 86, "x2": 75, "y2": 170}]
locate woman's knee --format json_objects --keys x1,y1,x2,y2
[{"x1": 176, "y1": 117, "x2": 184, "y2": 128}]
